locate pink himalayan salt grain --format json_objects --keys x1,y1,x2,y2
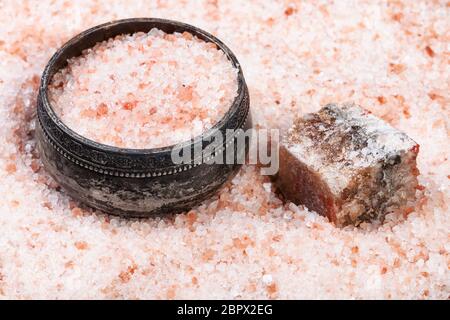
[
  {"x1": 48, "y1": 28, "x2": 238, "y2": 148},
  {"x1": 74, "y1": 241, "x2": 88, "y2": 250}
]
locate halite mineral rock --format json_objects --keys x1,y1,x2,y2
[{"x1": 276, "y1": 103, "x2": 420, "y2": 227}]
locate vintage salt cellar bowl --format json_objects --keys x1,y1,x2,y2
[{"x1": 36, "y1": 18, "x2": 251, "y2": 217}]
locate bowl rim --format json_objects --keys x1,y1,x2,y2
[{"x1": 39, "y1": 17, "x2": 247, "y2": 157}]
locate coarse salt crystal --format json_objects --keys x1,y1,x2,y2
[{"x1": 262, "y1": 274, "x2": 273, "y2": 285}]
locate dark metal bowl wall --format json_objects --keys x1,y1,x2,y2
[{"x1": 36, "y1": 18, "x2": 251, "y2": 217}]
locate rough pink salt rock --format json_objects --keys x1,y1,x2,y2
[
  {"x1": 48, "y1": 28, "x2": 238, "y2": 149},
  {"x1": 276, "y1": 103, "x2": 420, "y2": 227}
]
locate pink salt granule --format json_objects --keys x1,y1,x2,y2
[{"x1": 48, "y1": 29, "x2": 239, "y2": 148}]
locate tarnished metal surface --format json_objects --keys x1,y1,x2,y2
[{"x1": 36, "y1": 18, "x2": 251, "y2": 217}]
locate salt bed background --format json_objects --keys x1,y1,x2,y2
[{"x1": 0, "y1": 0, "x2": 448, "y2": 299}]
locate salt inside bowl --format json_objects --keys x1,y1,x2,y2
[{"x1": 48, "y1": 28, "x2": 239, "y2": 149}]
